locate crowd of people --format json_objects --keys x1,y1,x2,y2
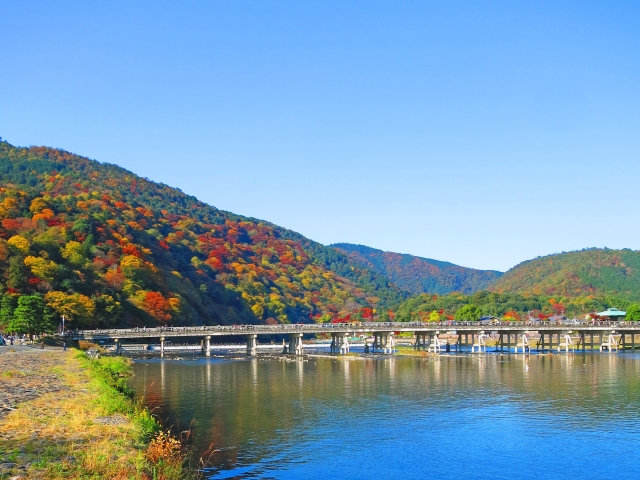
[{"x1": 0, "y1": 333, "x2": 29, "y2": 346}]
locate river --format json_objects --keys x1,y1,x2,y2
[{"x1": 129, "y1": 353, "x2": 640, "y2": 479}]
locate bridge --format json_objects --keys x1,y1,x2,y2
[{"x1": 69, "y1": 320, "x2": 640, "y2": 356}]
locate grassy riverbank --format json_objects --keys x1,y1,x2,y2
[{"x1": 0, "y1": 347, "x2": 197, "y2": 479}]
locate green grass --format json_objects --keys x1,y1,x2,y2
[
  {"x1": 0, "y1": 350, "x2": 198, "y2": 479},
  {"x1": 75, "y1": 352, "x2": 161, "y2": 441}
]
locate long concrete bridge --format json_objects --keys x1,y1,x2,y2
[{"x1": 69, "y1": 321, "x2": 640, "y2": 356}]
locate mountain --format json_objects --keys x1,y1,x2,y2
[
  {"x1": 491, "y1": 248, "x2": 640, "y2": 300},
  {"x1": 0, "y1": 141, "x2": 405, "y2": 330},
  {"x1": 331, "y1": 243, "x2": 503, "y2": 295}
]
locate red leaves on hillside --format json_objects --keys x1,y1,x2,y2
[{"x1": 143, "y1": 291, "x2": 171, "y2": 323}]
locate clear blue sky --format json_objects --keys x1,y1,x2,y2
[{"x1": 1, "y1": 1, "x2": 639, "y2": 271}]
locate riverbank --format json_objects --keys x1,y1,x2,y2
[{"x1": 0, "y1": 346, "x2": 197, "y2": 479}]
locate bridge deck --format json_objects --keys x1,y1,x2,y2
[{"x1": 69, "y1": 321, "x2": 640, "y2": 341}]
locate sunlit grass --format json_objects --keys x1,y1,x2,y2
[{"x1": 0, "y1": 350, "x2": 197, "y2": 479}]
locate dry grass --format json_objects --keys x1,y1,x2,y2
[{"x1": 0, "y1": 351, "x2": 196, "y2": 479}]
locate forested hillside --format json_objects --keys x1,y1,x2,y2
[
  {"x1": 0, "y1": 141, "x2": 404, "y2": 332},
  {"x1": 332, "y1": 243, "x2": 503, "y2": 295},
  {"x1": 393, "y1": 290, "x2": 636, "y2": 322},
  {"x1": 491, "y1": 248, "x2": 640, "y2": 300}
]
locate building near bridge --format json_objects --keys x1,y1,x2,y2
[{"x1": 597, "y1": 307, "x2": 626, "y2": 320}]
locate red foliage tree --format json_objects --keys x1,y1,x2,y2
[{"x1": 143, "y1": 292, "x2": 171, "y2": 323}]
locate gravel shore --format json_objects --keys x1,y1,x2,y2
[{"x1": 0, "y1": 346, "x2": 67, "y2": 419}]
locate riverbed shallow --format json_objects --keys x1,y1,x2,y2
[{"x1": 128, "y1": 352, "x2": 640, "y2": 479}]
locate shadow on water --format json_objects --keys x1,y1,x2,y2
[{"x1": 128, "y1": 353, "x2": 640, "y2": 479}]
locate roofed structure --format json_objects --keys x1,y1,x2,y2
[{"x1": 597, "y1": 307, "x2": 626, "y2": 318}]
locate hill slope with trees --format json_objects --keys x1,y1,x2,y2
[
  {"x1": 331, "y1": 243, "x2": 503, "y2": 295},
  {"x1": 491, "y1": 248, "x2": 640, "y2": 300},
  {"x1": 0, "y1": 141, "x2": 405, "y2": 332}
]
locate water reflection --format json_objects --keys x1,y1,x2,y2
[{"x1": 130, "y1": 353, "x2": 640, "y2": 479}]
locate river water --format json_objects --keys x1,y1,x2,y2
[{"x1": 129, "y1": 353, "x2": 640, "y2": 479}]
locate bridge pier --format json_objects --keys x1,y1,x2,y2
[
  {"x1": 246, "y1": 334, "x2": 257, "y2": 356},
  {"x1": 160, "y1": 337, "x2": 165, "y2": 357},
  {"x1": 414, "y1": 332, "x2": 428, "y2": 350},
  {"x1": 471, "y1": 332, "x2": 486, "y2": 353},
  {"x1": 288, "y1": 332, "x2": 304, "y2": 355},
  {"x1": 331, "y1": 333, "x2": 350, "y2": 354},
  {"x1": 514, "y1": 332, "x2": 529, "y2": 353},
  {"x1": 205, "y1": 335, "x2": 211, "y2": 356},
  {"x1": 557, "y1": 331, "x2": 574, "y2": 352},
  {"x1": 427, "y1": 333, "x2": 442, "y2": 353},
  {"x1": 374, "y1": 332, "x2": 393, "y2": 354},
  {"x1": 115, "y1": 338, "x2": 121, "y2": 355}
]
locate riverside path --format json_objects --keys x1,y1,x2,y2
[{"x1": 68, "y1": 321, "x2": 640, "y2": 356}]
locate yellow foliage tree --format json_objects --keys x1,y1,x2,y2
[
  {"x1": 251, "y1": 303, "x2": 264, "y2": 318},
  {"x1": 8, "y1": 235, "x2": 30, "y2": 254},
  {"x1": 61, "y1": 241, "x2": 85, "y2": 266},
  {"x1": 45, "y1": 291, "x2": 96, "y2": 326},
  {"x1": 24, "y1": 256, "x2": 58, "y2": 282},
  {"x1": 168, "y1": 297, "x2": 181, "y2": 312},
  {"x1": 0, "y1": 198, "x2": 20, "y2": 219},
  {"x1": 29, "y1": 197, "x2": 49, "y2": 214}
]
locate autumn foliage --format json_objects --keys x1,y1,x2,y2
[{"x1": 0, "y1": 141, "x2": 399, "y2": 329}]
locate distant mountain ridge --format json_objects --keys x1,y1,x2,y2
[
  {"x1": 491, "y1": 248, "x2": 640, "y2": 300},
  {"x1": 331, "y1": 243, "x2": 503, "y2": 295}
]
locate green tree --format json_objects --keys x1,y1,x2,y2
[
  {"x1": 455, "y1": 304, "x2": 482, "y2": 321},
  {"x1": 7, "y1": 256, "x2": 28, "y2": 291},
  {"x1": 0, "y1": 294, "x2": 18, "y2": 330},
  {"x1": 626, "y1": 303, "x2": 640, "y2": 321},
  {"x1": 93, "y1": 294, "x2": 123, "y2": 327},
  {"x1": 8, "y1": 295, "x2": 55, "y2": 338}
]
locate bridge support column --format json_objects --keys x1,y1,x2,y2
[
  {"x1": 371, "y1": 332, "x2": 391, "y2": 353},
  {"x1": 160, "y1": 337, "x2": 165, "y2": 358},
  {"x1": 580, "y1": 332, "x2": 585, "y2": 352},
  {"x1": 246, "y1": 334, "x2": 257, "y2": 356},
  {"x1": 385, "y1": 334, "x2": 394, "y2": 354},
  {"x1": 288, "y1": 332, "x2": 303, "y2": 355},
  {"x1": 205, "y1": 336, "x2": 211, "y2": 357},
  {"x1": 331, "y1": 333, "x2": 350, "y2": 354},
  {"x1": 115, "y1": 338, "x2": 121, "y2": 355}
]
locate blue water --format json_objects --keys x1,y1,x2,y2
[{"x1": 129, "y1": 353, "x2": 640, "y2": 479}]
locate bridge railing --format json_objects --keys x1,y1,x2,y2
[{"x1": 66, "y1": 319, "x2": 634, "y2": 338}]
